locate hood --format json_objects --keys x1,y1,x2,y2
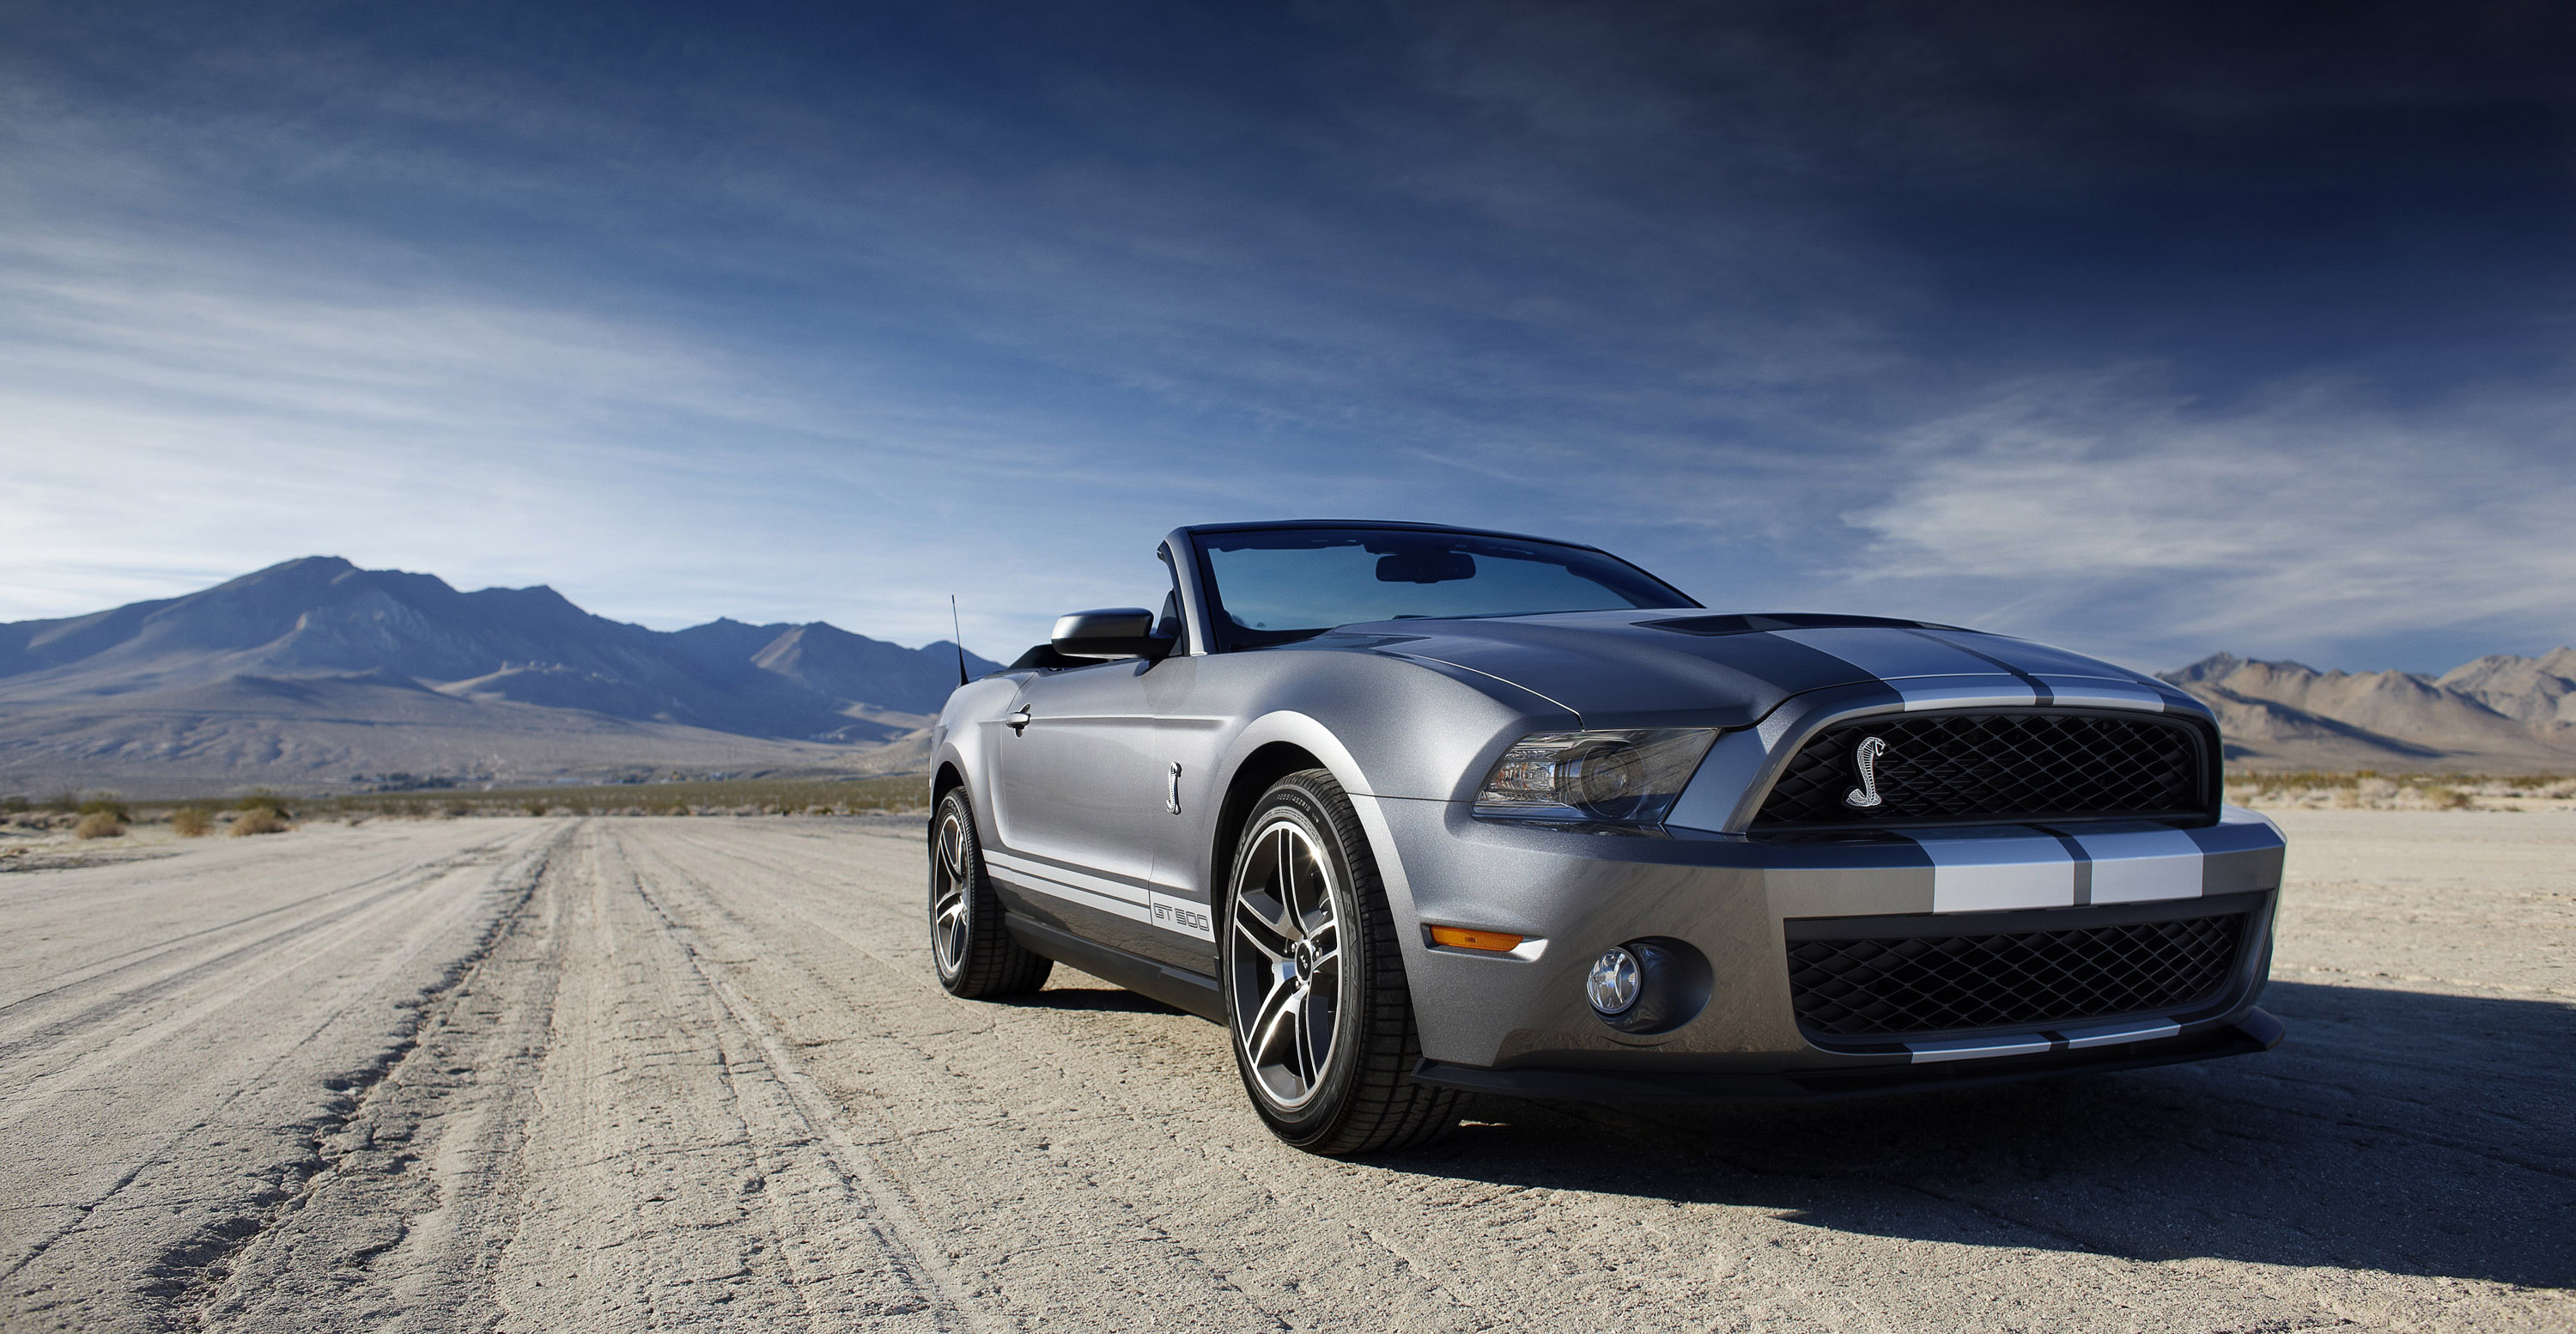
[{"x1": 1315, "y1": 610, "x2": 2184, "y2": 728}]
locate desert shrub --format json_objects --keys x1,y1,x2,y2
[
  {"x1": 232, "y1": 808, "x2": 289, "y2": 837},
  {"x1": 319, "y1": 773, "x2": 927, "y2": 820},
  {"x1": 0, "y1": 795, "x2": 27, "y2": 813},
  {"x1": 172, "y1": 807, "x2": 215, "y2": 838},
  {"x1": 2427, "y1": 786, "x2": 2472, "y2": 809},
  {"x1": 236, "y1": 791, "x2": 292, "y2": 818},
  {"x1": 74, "y1": 811, "x2": 127, "y2": 839},
  {"x1": 78, "y1": 795, "x2": 131, "y2": 823}
]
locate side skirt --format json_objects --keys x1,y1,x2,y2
[{"x1": 1005, "y1": 915, "x2": 1227, "y2": 1022}]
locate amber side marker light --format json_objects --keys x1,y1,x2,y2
[{"x1": 1428, "y1": 925, "x2": 1525, "y2": 953}]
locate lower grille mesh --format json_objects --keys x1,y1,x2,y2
[{"x1": 1788, "y1": 913, "x2": 2246, "y2": 1039}]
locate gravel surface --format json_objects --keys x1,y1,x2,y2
[{"x1": 2, "y1": 810, "x2": 2567, "y2": 1331}]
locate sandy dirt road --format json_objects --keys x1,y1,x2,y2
[{"x1": 1, "y1": 810, "x2": 2567, "y2": 1332}]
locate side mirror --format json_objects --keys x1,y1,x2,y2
[{"x1": 1050, "y1": 607, "x2": 1176, "y2": 660}]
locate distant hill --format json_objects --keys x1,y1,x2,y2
[
  {"x1": 13, "y1": 558, "x2": 2564, "y2": 790},
  {"x1": 2160, "y1": 650, "x2": 2576, "y2": 773},
  {"x1": 0, "y1": 557, "x2": 999, "y2": 794}
]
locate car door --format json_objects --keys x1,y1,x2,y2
[
  {"x1": 1137, "y1": 654, "x2": 1233, "y2": 973},
  {"x1": 986, "y1": 657, "x2": 1174, "y2": 956}
]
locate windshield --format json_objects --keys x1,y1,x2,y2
[{"x1": 1194, "y1": 527, "x2": 1697, "y2": 649}]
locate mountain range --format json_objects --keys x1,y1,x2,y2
[
  {"x1": 3, "y1": 556, "x2": 2568, "y2": 793},
  {"x1": 0, "y1": 557, "x2": 998, "y2": 794},
  {"x1": 2159, "y1": 649, "x2": 2576, "y2": 773}
]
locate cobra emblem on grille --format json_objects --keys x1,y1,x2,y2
[{"x1": 1843, "y1": 735, "x2": 1889, "y2": 808}]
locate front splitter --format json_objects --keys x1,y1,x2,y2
[{"x1": 1411, "y1": 1007, "x2": 2284, "y2": 1103}]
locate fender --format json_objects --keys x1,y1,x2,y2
[
  {"x1": 1211, "y1": 708, "x2": 1431, "y2": 973},
  {"x1": 932, "y1": 673, "x2": 1023, "y2": 848}
]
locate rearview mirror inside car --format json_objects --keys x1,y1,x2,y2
[
  {"x1": 1050, "y1": 608, "x2": 1176, "y2": 660},
  {"x1": 1376, "y1": 550, "x2": 1475, "y2": 583}
]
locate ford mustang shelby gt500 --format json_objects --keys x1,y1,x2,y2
[{"x1": 927, "y1": 521, "x2": 2285, "y2": 1154}]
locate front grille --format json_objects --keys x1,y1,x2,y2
[
  {"x1": 1788, "y1": 912, "x2": 2246, "y2": 1039},
  {"x1": 1755, "y1": 711, "x2": 2209, "y2": 830}
]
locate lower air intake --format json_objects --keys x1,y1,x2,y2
[{"x1": 1787, "y1": 912, "x2": 2247, "y2": 1039}]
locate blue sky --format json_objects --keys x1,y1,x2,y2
[{"x1": 3, "y1": 1, "x2": 2570, "y2": 673}]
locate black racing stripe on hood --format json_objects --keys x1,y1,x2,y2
[
  {"x1": 1906, "y1": 629, "x2": 2055, "y2": 705},
  {"x1": 1643, "y1": 612, "x2": 1959, "y2": 637},
  {"x1": 1716, "y1": 630, "x2": 1904, "y2": 704}
]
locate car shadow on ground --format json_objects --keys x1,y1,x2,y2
[{"x1": 1378, "y1": 981, "x2": 2575, "y2": 1290}]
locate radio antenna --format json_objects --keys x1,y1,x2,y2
[{"x1": 951, "y1": 594, "x2": 969, "y2": 686}]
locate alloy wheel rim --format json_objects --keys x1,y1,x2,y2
[
  {"x1": 1229, "y1": 815, "x2": 1343, "y2": 1111},
  {"x1": 931, "y1": 807, "x2": 970, "y2": 976}
]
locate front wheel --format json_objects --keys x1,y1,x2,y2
[
  {"x1": 929, "y1": 789, "x2": 1053, "y2": 997},
  {"x1": 1220, "y1": 770, "x2": 1455, "y2": 1154}
]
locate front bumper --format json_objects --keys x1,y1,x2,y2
[
  {"x1": 1416, "y1": 1008, "x2": 2285, "y2": 1101},
  {"x1": 1370, "y1": 797, "x2": 2287, "y2": 1084}
]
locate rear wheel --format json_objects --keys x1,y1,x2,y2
[
  {"x1": 1221, "y1": 770, "x2": 1456, "y2": 1154},
  {"x1": 929, "y1": 788, "x2": 1052, "y2": 997}
]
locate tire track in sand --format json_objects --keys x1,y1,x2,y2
[{"x1": 0, "y1": 822, "x2": 561, "y2": 1334}]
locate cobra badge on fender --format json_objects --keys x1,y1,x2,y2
[{"x1": 1844, "y1": 735, "x2": 1889, "y2": 808}]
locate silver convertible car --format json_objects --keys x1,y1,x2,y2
[{"x1": 927, "y1": 521, "x2": 2286, "y2": 1154}]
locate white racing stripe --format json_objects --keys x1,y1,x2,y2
[
  {"x1": 2057, "y1": 1018, "x2": 2183, "y2": 1049},
  {"x1": 984, "y1": 849, "x2": 1214, "y2": 941},
  {"x1": 985, "y1": 849, "x2": 1145, "y2": 905},
  {"x1": 1894, "y1": 681, "x2": 2041, "y2": 711},
  {"x1": 1915, "y1": 823, "x2": 2211, "y2": 911},
  {"x1": 1145, "y1": 892, "x2": 1216, "y2": 942},
  {"x1": 1920, "y1": 831, "x2": 2075, "y2": 912},
  {"x1": 985, "y1": 865, "x2": 1151, "y2": 924},
  {"x1": 2068, "y1": 826, "x2": 2206, "y2": 904},
  {"x1": 1905, "y1": 1033, "x2": 2056, "y2": 1063},
  {"x1": 2032, "y1": 678, "x2": 2168, "y2": 711},
  {"x1": 1902, "y1": 1017, "x2": 2184, "y2": 1063}
]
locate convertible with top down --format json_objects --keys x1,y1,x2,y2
[{"x1": 927, "y1": 521, "x2": 2286, "y2": 1154}]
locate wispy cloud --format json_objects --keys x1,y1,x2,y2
[
  {"x1": 1838, "y1": 370, "x2": 2576, "y2": 666},
  {"x1": 0, "y1": 217, "x2": 1157, "y2": 650},
  {"x1": 3, "y1": 2, "x2": 2570, "y2": 672}
]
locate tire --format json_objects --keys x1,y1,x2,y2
[
  {"x1": 929, "y1": 788, "x2": 1053, "y2": 998},
  {"x1": 1219, "y1": 769, "x2": 1457, "y2": 1154}
]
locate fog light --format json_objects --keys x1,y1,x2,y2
[
  {"x1": 1586, "y1": 947, "x2": 1641, "y2": 1015},
  {"x1": 1586, "y1": 937, "x2": 1715, "y2": 1036}
]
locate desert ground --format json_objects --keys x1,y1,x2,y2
[{"x1": 0, "y1": 809, "x2": 2566, "y2": 1332}]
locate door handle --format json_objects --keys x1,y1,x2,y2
[{"x1": 1006, "y1": 706, "x2": 1032, "y2": 734}]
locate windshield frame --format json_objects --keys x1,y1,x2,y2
[{"x1": 1182, "y1": 523, "x2": 1701, "y2": 652}]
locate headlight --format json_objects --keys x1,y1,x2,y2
[{"x1": 1472, "y1": 728, "x2": 1717, "y2": 825}]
